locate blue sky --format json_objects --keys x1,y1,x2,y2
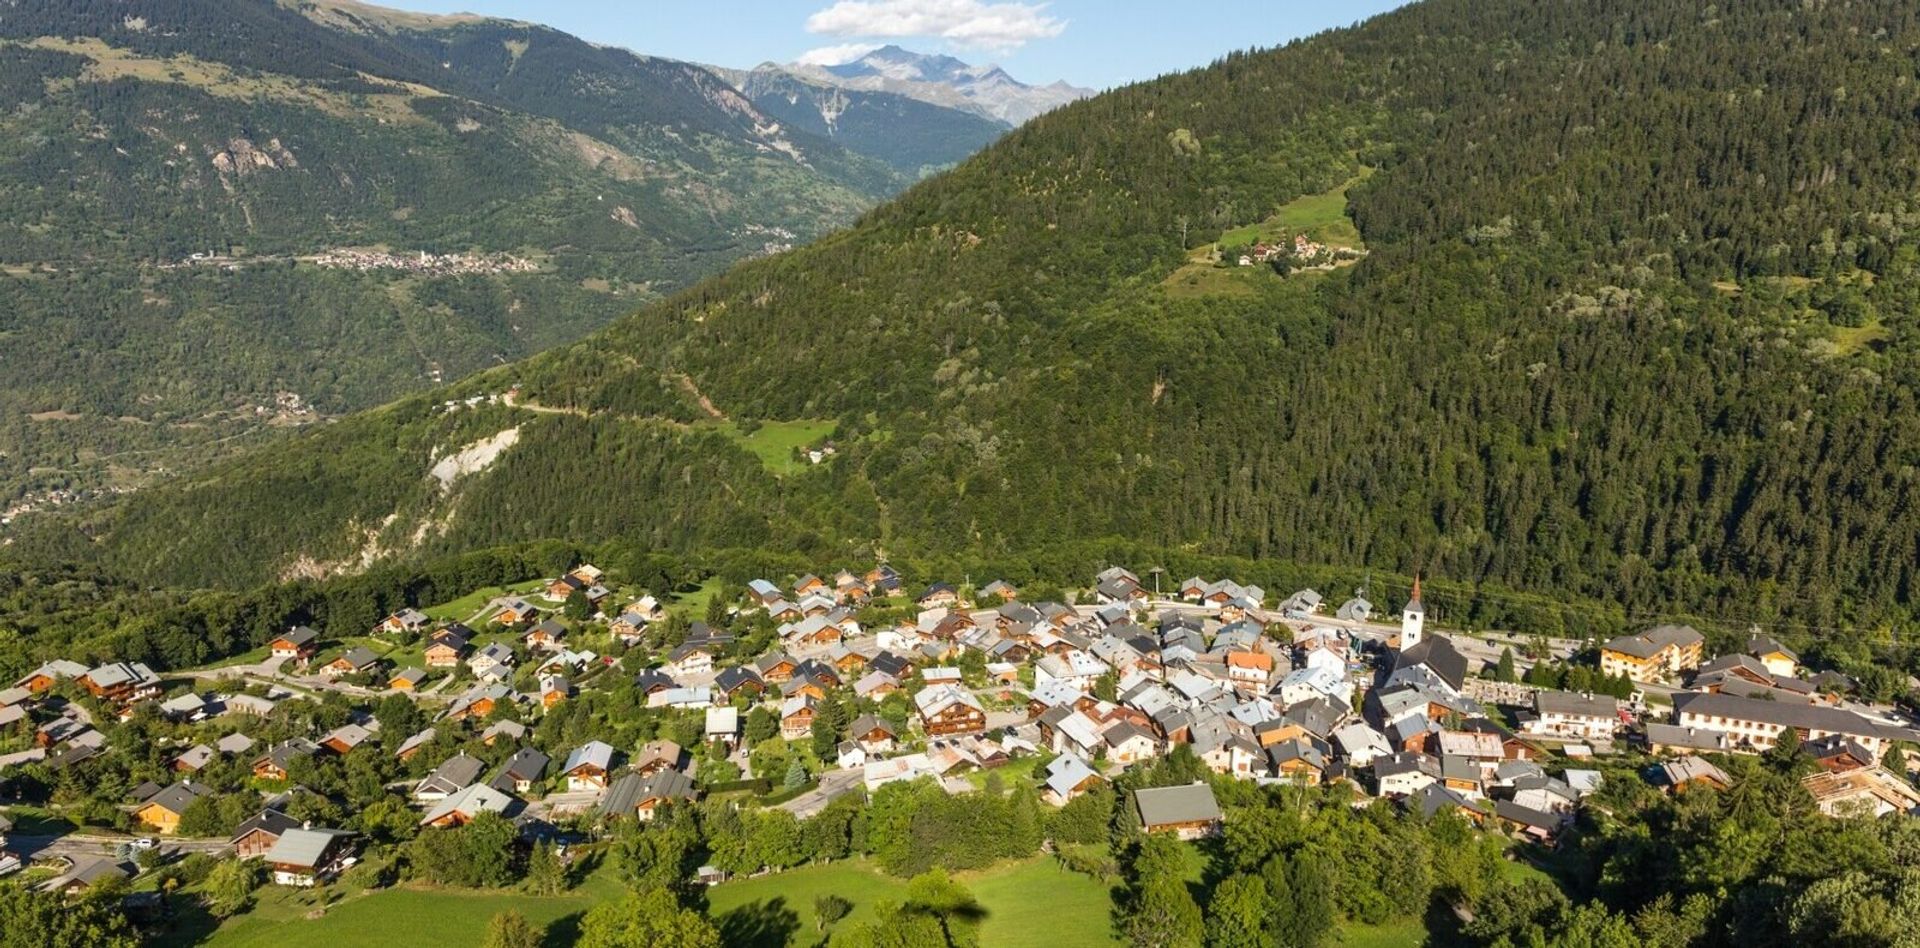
[{"x1": 383, "y1": 0, "x2": 1411, "y2": 90}]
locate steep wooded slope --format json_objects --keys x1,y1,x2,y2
[{"x1": 65, "y1": 0, "x2": 1920, "y2": 635}]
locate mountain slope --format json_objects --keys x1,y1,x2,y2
[
  {"x1": 0, "y1": 0, "x2": 911, "y2": 509},
  {"x1": 793, "y1": 45, "x2": 1093, "y2": 124},
  {"x1": 54, "y1": 0, "x2": 1920, "y2": 637},
  {"x1": 716, "y1": 64, "x2": 1011, "y2": 176}
]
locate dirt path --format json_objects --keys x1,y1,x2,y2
[{"x1": 671, "y1": 372, "x2": 726, "y2": 420}]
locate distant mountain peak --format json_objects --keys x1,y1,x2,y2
[{"x1": 791, "y1": 46, "x2": 1091, "y2": 125}]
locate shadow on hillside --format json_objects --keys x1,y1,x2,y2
[{"x1": 716, "y1": 896, "x2": 801, "y2": 948}]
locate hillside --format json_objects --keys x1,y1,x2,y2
[
  {"x1": 43, "y1": 0, "x2": 1920, "y2": 636},
  {"x1": 0, "y1": 0, "x2": 929, "y2": 509}
]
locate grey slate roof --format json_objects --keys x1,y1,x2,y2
[{"x1": 1135, "y1": 784, "x2": 1222, "y2": 828}]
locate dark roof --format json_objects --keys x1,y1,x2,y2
[
  {"x1": 1494, "y1": 800, "x2": 1564, "y2": 830},
  {"x1": 1393, "y1": 635, "x2": 1470, "y2": 692},
  {"x1": 599, "y1": 770, "x2": 697, "y2": 816},
  {"x1": 1134, "y1": 784, "x2": 1221, "y2": 828},
  {"x1": 231, "y1": 808, "x2": 300, "y2": 843},
  {"x1": 277, "y1": 626, "x2": 318, "y2": 647},
  {"x1": 1673, "y1": 691, "x2": 1915, "y2": 742}
]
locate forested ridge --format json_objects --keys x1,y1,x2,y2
[
  {"x1": 38, "y1": 0, "x2": 1920, "y2": 639},
  {"x1": 0, "y1": 0, "x2": 927, "y2": 505}
]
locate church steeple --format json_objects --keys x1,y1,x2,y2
[{"x1": 1400, "y1": 574, "x2": 1426, "y2": 649}]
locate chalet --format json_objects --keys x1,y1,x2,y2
[
  {"x1": 469, "y1": 642, "x2": 517, "y2": 679},
  {"x1": 715, "y1": 666, "x2": 765, "y2": 701},
  {"x1": 378, "y1": 608, "x2": 431, "y2": 636},
  {"x1": 321, "y1": 647, "x2": 381, "y2": 678},
  {"x1": 14, "y1": 659, "x2": 87, "y2": 694},
  {"x1": 866, "y1": 564, "x2": 904, "y2": 594},
  {"x1": 1653, "y1": 756, "x2": 1731, "y2": 793},
  {"x1": 539, "y1": 674, "x2": 572, "y2": 709},
  {"x1": 420, "y1": 783, "x2": 516, "y2": 828},
  {"x1": 268, "y1": 626, "x2": 320, "y2": 661},
  {"x1": 1134, "y1": 784, "x2": 1223, "y2": 839},
  {"x1": 561, "y1": 741, "x2": 617, "y2": 791},
  {"x1": 424, "y1": 628, "x2": 471, "y2": 667},
  {"x1": 705, "y1": 707, "x2": 740, "y2": 746},
  {"x1": 1104, "y1": 721, "x2": 1160, "y2": 764},
  {"x1": 135, "y1": 781, "x2": 211, "y2": 834},
  {"x1": 828, "y1": 645, "x2": 870, "y2": 676},
  {"x1": 481, "y1": 720, "x2": 526, "y2": 746},
  {"x1": 1807, "y1": 735, "x2": 1877, "y2": 773},
  {"x1": 489, "y1": 748, "x2": 551, "y2": 794},
  {"x1": 230, "y1": 809, "x2": 302, "y2": 859},
  {"x1": 1599, "y1": 625, "x2": 1705, "y2": 683},
  {"x1": 393, "y1": 728, "x2": 437, "y2": 762},
  {"x1": 756, "y1": 652, "x2": 799, "y2": 683},
  {"x1": 264, "y1": 828, "x2": 356, "y2": 886},
  {"x1": 252, "y1": 740, "x2": 318, "y2": 782},
  {"x1": 160, "y1": 692, "x2": 212, "y2": 722},
  {"x1": 915, "y1": 684, "x2": 987, "y2": 737},
  {"x1": 79, "y1": 662, "x2": 162, "y2": 706},
  {"x1": 388, "y1": 667, "x2": 428, "y2": 691},
  {"x1": 610, "y1": 609, "x2": 651, "y2": 644},
  {"x1": 444, "y1": 683, "x2": 512, "y2": 722},
  {"x1": 1525, "y1": 691, "x2": 1621, "y2": 742},
  {"x1": 664, "y1": 642, "x2": 716, "y2": 677},
  {"x1": 1803, "y1": 767, "x2": 1920, "y2": 817},
  {"x1": 1335, "y1": 596, "x2": 1375, "y2": 622},
  {"x1": 525, "y1": 619, "x2": 568, "y2": 652},
  {"x1": 794, "y1": 573, "x2": 830, "y2": 597},
  {"x1": 494, "y1": 597, "x2": 541, "y2": 627},
  {"x1": 545, "y1": 573, "x2": 588, "y2": 602},
  {"x1": 415, "y1": 753, "x2": 486, "y2": 802},
  {"x1": 980, "y1": 580, "x2": 1019, "y2": 601},
  {"x1": 635, "y1": 740, "x2": 687, "y2": 777},
  {"x1": 1493, "y1": 800, "x2": 1566, "y2": 843},
  {"x1": 781, "y1": 695, "x2": 819, "y2": 740},
  {"x1": 1671, "y1": 691, "x2": 1914, "y2": 757},
  {"x1": 849, "y1": 714, "x2": 899, "y2": 753},
  {"x1": 854, "y1": 671, "x2": 902, "y2": 699},
  {"x1": 1412, "y1": 783, "x2": 1489, "y2": 825},
  {"x1": 1041, "y1": 754, "x2": 1103, "y2": 806},
  {"x1": 1747, "y1": 634, "x2": 1799, "y2": 677},
  {"x1": 917, "y1": 583, "x2": 960, "y2": 609},
  {"x1": 633, "y1": 669, "x2": 677, "y2": 696},
  {"x1": 1267, "y1": 739, "x2": 1327, "y2": 785},
  {"x1": 172, "y1": 744, "x2": 216, "y2": 773},
  {"x1": 1372, "y1": 752, "x2": 1441, "y2": 798},
  {"x1": 600, "y1": 769, "x2": 697, "y2": 822},
  {"x1": 748, "y1": 579, "x2": 784, "y2": 605},
  {"x1": 50, "y1": 857, "x2": 131, "y2": 896},
  {"x1": 318, "y1": 723, "x2": 373, "y2": 756}
]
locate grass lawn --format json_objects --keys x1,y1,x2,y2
[
  {"x1": 670, "y1": 577, "x2": 726, "y2": 620},
  {"x1": 175, "y1": 871, "x2": 624, "y2": 948},
  {"x1": 1339, "y1": 917, "x2": 1429, "y2": 948},
  {"x1": 710, "y1": 419, "x2": 837, "y2": 474},
  {"x1": 707, "y1": 856, "x2": 1118, "y2": 948},
  {"x1": 1828, "y1": 317, "x2": 1889, "y2": 355},
  {"x1": 422, "y1": 579, "x2": 547, "y2": 622}
]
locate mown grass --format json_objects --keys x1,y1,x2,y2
[{"x1": 709, "y1": 419, "x2": 838, "y2": 474}]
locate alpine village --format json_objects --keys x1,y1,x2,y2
[{"x1": 7, "y1": 1, "x2": 1920, "y2": 948}]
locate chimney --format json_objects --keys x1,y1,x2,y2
[{"x1": 302, "y1": 820, "x2": 312, "y2": 831}]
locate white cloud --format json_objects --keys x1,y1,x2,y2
[
  {"x1": 805, "y1": 0, "x2": 1066, "y2": 52},
  {"x1": 795, "y1": 42, "x2": 885, "y2": 66}
]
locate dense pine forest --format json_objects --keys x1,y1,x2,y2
[{"x1": 18, "y1": 0, "x2": 1920, "y2": 649}]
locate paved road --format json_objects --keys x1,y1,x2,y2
[
  {"x1": 776, "y1": 767, "x2": 865, "y2": 819},
  {"x1": 7, "y1": 833, "x2": 227, "y2": 863}
]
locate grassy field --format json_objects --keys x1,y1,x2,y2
[
  {"x1": 1339, "y1": 918, "x2": 1428, "y2": 948},
  {"x1": 422, "y1": 578, "x2": 547, "y2": 622},
  {"x1": 710, "y1": 419, "x2": 837, "y2": 474},
  {"x1": 175, "y1": 871, "x2": 625, "y2": 948},
  {"x1": 1163, "y1": 170, "x2": 1370, "y2": 299},
  {"x1": 706, "y1": 856, "x2": 1119, "y2": 947}
]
